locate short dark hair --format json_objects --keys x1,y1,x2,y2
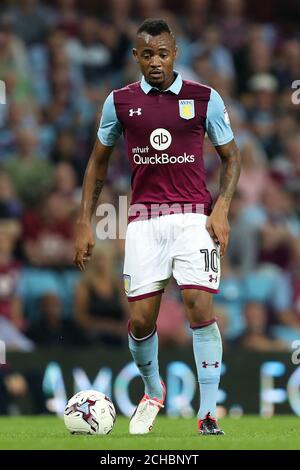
[{"x1": 137, "y1": 18, "x2": 172, "y2": 37}]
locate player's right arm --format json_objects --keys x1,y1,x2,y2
[
  {"x1": 74, "y1": 140, "x2": 113, "y2": 271},
  {"x1": 74, "y1": 91, "x2": 122, "y2": 271}
]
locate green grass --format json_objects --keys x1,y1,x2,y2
[{"x1": 0, "y1": 416, "x2": 299, "y2": 450}]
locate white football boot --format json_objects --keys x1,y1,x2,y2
[{"x1": 129, "y1": 382, "x2": 166, "y2": 435}]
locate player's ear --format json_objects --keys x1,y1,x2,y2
[
  {"x1": 174, "y1": 45, "x2": 178, "y2": 60},
  {"x1": 132, "y1": 48, "x2": 139, "y2": 63}
]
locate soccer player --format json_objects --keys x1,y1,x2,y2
[{"x1": 74, "y1": 19, "x2": 241, "y2": 435}]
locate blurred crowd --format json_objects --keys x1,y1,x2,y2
[{"x1": 0, "y1": 0, "x2": 300, "y2": 353}]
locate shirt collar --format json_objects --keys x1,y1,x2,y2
[{"x1": 140, "y1": 71, "x2": 183, "y2": 95}]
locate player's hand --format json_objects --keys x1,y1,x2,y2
[
  {"x1": 206, "y1": 209, "x2": 230, "y2": 257},
  {"x1": 74, "y1": 221, "x2": 95, "y2": 271}
]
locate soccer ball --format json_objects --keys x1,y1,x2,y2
[{"x1": 64, "y1": 390, "x2": 116, "y2": 435}]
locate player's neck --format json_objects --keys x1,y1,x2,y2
[{"x1": 148, "y1": 72, "x2": 176, "y2": 91}]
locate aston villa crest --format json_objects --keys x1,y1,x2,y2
[
  {"x1": 178, "y1": 100, "x2": 195, "y2": 120},
  {"x1": 123, "y1": 274, "x2": 131, "y2": 295}
]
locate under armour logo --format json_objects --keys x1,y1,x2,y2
[
  {"x1": 209, "y1": 275, "x2": 218, "y2": 283},
  {"x1": 202, "y1": 361, "x2": 219, "y2": 368},
  {"x1": 129, "y1": 108, "x2": 142, "y2": 116},
  {"x1": 137, "y1": 360, "x2": 152, "y2": 367}
]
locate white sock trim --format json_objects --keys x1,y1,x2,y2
[{"x1": 130, "y1": 327, "x2": 156, "y2": 342}]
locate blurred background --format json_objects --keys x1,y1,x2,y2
[{"x1": 0, "y1": 0, "x2": 300, "y2": 416}]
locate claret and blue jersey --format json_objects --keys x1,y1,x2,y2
[{"x1": 98, "y1": 72, "x2": 234, "y2": 221}]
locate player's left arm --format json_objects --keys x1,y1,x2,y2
[
  {"x1": 208, "y1": 139, "x2": 241, "y2": 257},
  {"x1": 205, "y1": 88, "x2": 241, "y2": 257}
]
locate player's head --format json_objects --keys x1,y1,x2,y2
[{"x1": 133, "y1": 18, "x2": 177, "y2": 89}]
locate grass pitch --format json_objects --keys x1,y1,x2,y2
[{"x1": 0, "y1": 416, "x2": 298, "y2": 450}]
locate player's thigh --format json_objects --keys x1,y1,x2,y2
[
  {"x1": 172, "y1": 214, "x2": 221, "y2": 294},
  {"x1": 123, "y1": 219, "x2": 171, "y2": 299}
]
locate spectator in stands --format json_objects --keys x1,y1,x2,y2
[
  {"x1": 0, "y1": 367, "x2": 47, "y2": 415},
  {"x1": 74, "y1": 244, "x2": 127, "y2": 346},
  {"x1": 259, "y1": 184, "x2": 300, "y2": 269},
  {"x1": 0, "y1": 19, "x2": 30, "y2": 100},
  {"x1": 275, "y1": 39, "x2": 300, "y2": 89},
  {"x1": 237, "y1": 139, "x2": 270, "y2": 205},
  {"x1": 0, "y1": 220, "x2": 34, "y2": 351},
  {"x1": 219, "y1": 0, "x2": 248, "y2": 53},
  {"x1": 135, "y1": 0, "x2": 163, "y2": 22},
  {"x1": 27, "y1": 292, "x2": 80, "y2": 346},
  {"x1": 270, "y1": 113, "x2": 299, "y2": 162},
  {"x1": 53, "y1": 161, "x2": 79, "y2": 205},
  {"x1": 272, "y1": 134, "x2": 300, "y2": 191},
  {"x1": 0, "y1": 171, "x2": 22, "y2": 219},
  {"x1": 1, "y1": 101, "x2": 38, "y2": 157},
  {"x1": 247, "y1": 73, "x2": 278, "y2": 157},
  {"x1": 5, "y1": 128, "x2": 53, "y2": 206},
  {"x1": 47, "y1": 61, "x2": 83, "y2": 131},
  {"x1": 227, "y1": 191, "x2": 260, "y2": 275},
  {"x1": 180, "y1": 0, "x2": 210, "y2": 43},
  {"x1": 190, "y1": 23, "x2": 235, "y2": 80},
  {"x1": 55, "y1": 0, "x2": 81, "y2": 38},
  {"x1": 22, "y1": 190, "x2": 74, "y2": 268},
  {"x1": 240, "y1": 180, "x2": 300, "y2": 270},
  {"x1": 20, "y1": 190, "x2": 78, "y2": 323},
  {"x1": 66, "y1": 17, "x2": 112, "y2": 87},
  {"x1": 215, "y1": 255, "x2": 246, "y2": 341},
  {"x1": 50, "y1": 130, "x2": 87, "y2": 185},
  {"x1": 5, "y1": 0, "x2": 56, "y2": 46},
  {"x1": 239, "y1": 301, "x2": 288, "y2": 352},
  {"x1": 271, "y1": 241, "x2": 300, "y2": 345}
]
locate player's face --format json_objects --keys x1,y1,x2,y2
[{"x1": 133, "y1": 32, "x2": 177, "y2": 90}]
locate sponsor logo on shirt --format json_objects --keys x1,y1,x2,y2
[
  {"x1": 132, "y1": 146, "x2": 149, "y2": 154},
  {"x1": 132, "y1": 128, "x2": 195, "y2": 165},
  {"x1": 150, "y1": 128, "x2": 172, "y2": 151},
  {"x1": 133, "y1": 153, "x2": 195, "y2": 165}
]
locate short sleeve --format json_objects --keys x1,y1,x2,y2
[
  {"x1": 97, "y1": 91, "x2": 122, "y2": 146},
  {"x1": 206, "y1": 88, "x2": 234, "y2": 146}
]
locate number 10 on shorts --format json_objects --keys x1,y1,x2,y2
[{"x1": 200, "y1": 249, "x2": 219, "y2": 273}]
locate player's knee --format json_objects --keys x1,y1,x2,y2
[
  {"x1": 130, "y1": 313, "x2": 155, "y2": 338},
  {"x1": 188, "y1": 305, "x2": 210, "y2": 323},
  {"x1": 184, "y1": 291, "x2": 213, "y2": 323},
  {"x1": 184, "y1": 293, "x2": 203, "y2": 313}
]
